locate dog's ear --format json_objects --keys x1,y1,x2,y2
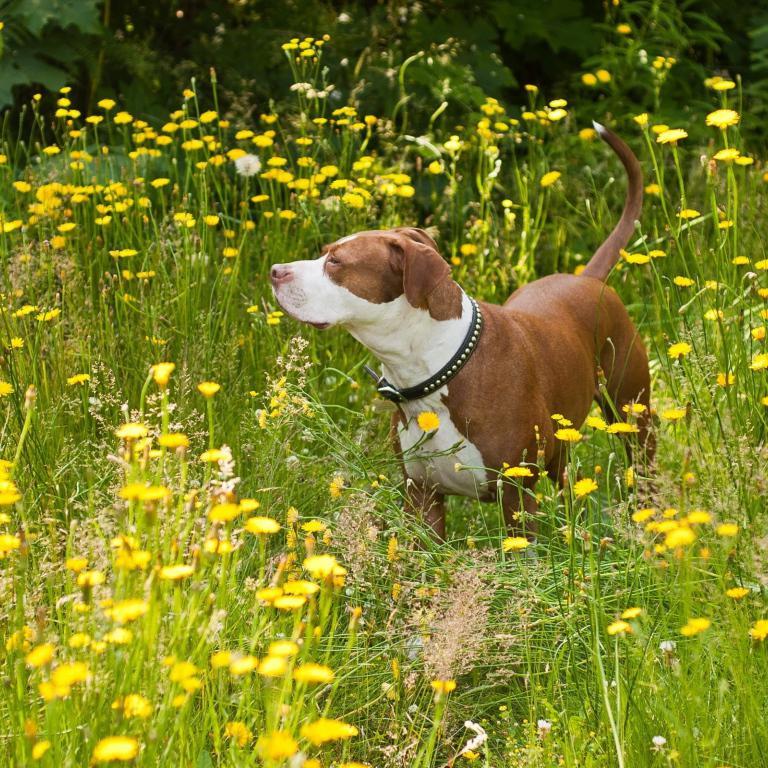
[
  {"x1": 390, "y1": 226, "x2": 440, "y2": 252},
  {"x1": 387, "y1": 231, "x2": 462, "y2": 320}
]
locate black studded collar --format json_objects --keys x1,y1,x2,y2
[{"x1": 363, "y1": 297, "x2": 484, "y2": 403}]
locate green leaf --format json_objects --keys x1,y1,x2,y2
[
  {"x1": 13, "y1": 0, "x2": 102, "y2": 37},
  {"x1": 0, "y1": 50, "x2": 67, "y2": 107}
]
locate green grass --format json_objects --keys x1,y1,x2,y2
[{"x1": 0, "y1": 35, "x2": 767, "y2": 768}]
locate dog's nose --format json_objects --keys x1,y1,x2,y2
[{"x1": 270, "y1": 264, "x2": 294, "y2": 285}]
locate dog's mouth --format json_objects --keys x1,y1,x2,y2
[{"x1": 272, "y1": 292, "x2": 332, "y2": 330}]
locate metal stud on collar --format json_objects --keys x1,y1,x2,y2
[{"x1": 363, "y1": 296, "x2": 484, "y2": 403}]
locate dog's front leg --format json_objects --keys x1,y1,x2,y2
[
  {"x1": 405, "y1": 479, "x2": 446, "y2": 540},
  {"x1": 390, "y1": 415, "x2": 446, "y2": 540}
]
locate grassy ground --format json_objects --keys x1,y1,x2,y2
[{"x1": 1, "y1": 34, "x2": 767, "y2": 768}]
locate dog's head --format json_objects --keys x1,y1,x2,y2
[{"x1": 270, "y1": 227, "x2": 462, "y2": 330}]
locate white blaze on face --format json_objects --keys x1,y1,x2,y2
[{"x1": 272, "y1": 254, "x2": 375, "y2": 327}]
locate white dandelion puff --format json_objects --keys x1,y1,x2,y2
[{"x1": 234, "y1": 153, "x2": 261, "y2": 177}]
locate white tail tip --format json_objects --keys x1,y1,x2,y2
[{"x1": 592, "y1": 120, "x2": 608, "y2": 135}]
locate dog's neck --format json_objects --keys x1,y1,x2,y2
[{"x1": 346, "y1": 293, "x2": 474, "y2": 390}]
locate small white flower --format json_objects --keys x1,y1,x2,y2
[
  {"x1": 659, "y1": 640, "x2": 676, "y2": 654},
  {"x1": 537, "y1": 719, "x2": 552, "y2": 739},
  {"x1": 337, "y1": 12, "x2": 351, "y2": 23},
  {"x1": 234, "y1": 154, "x2": 261, "y2": 177},
  {"x1": 459, "y1": 721, "x2": 487, "y2": 755},
  {"x1": 652, "y1": 735, "x2": 667, "y2": 752}
]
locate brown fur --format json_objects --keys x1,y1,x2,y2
[{"x1": 325, "y1": 229, "x2": 462, "y2": 320}]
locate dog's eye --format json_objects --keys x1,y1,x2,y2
[{"x1": 326, "y1": 255, "x2": 340, "y2": 266}]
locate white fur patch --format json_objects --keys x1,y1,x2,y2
[{"x1": 398, "y1": 392, "x2": 488, "y2": 497}]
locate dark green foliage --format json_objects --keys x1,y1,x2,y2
[
  {"x1": 0, "y1": 0, "x2": 102, "y2": 107},
  {"x1": 3, "y1": 0, "x2": 768, "y2": 137}
]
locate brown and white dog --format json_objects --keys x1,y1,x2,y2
[{"x1": 271, "y1": 124, "x2": 651, "y2": 539}]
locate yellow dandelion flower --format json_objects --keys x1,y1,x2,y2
[
  {"x1": 258, "y1": 655, "x2": 288, "y2": 677},
  {"x1": 606, "y1": 422, "x2": 639, "y2": 434},
  {"x1": 208, "y1": 503, "x2": 241, "y2": 522},
  {"x1": 158, "y1": 433, "x2": 189, "y2": 450},
  {"x1": 680, "y1": 617, "x2": 711, "y2": 637},
  {"x1": 749, "y1": 619, "x2": 768, "y2": 641},
  {"x1": 430, "y1": 679, "x2": 457, "y2": 694},
  {"x1": 540, "y1": 171, "x2": 561, "y2": 188},
  {"x1": 502, "y1": 536, "x2": 530, "y2": 552},
  {"x1": 91, "y1": 736, "x2": 139, "y2": 763},
  {"x1": 417, "y1": 411, "x2": 440, "y2": 432},
  {"x1": 256, "y1": 731, "x2": 299, "y2": 760},
  {"x1": 555, "y1": 428, "x2": 582, "y2": 442},
  {"x1": 158, "y1": 564, "x2": 195, "y2": 580},
  {"x1": 76, "y1": 570, "x2": 105, "y2": 588},
  {"x1": 293, "y1": 663, "x2": 335, "y2": 684},
  {"x1": 668, "y1": 342, "x2": 692, "y2": 359},
  {"x1": 656, "y1": 128, "x2": 688, "y2": 144},
  {"x1": 26, "y1": 643, "x2": 55, "y2": 668},
  {"x1": 502, "y1": 464, "x2": 533, "y2": 478},
  {"x1": 301, "y1": 717, "x2": 358, "y2": 746},
  {"x1": 713, "y1": 148, "x2": 740, "y2": 162},
  {"x1": 665, "y1": 527, "x2": 696, "y2": 548},
  {"x1": 270, "y1": 589, "x2": 308, "y2": 610},
  {"x1": 224, "y1": 721, "x2": 252, "y2": 748},
  {"x1": 115, "y1": 423, "x2": 149, "y2": 440},
  {"x1": 726, "y1": 587, "x2": 749, "y2": 599},
  {"x1": 686, "y1": 510, "x2": 711, "y2": 525},
  {"x1": 573, "y1": 478, "x2": 598, "y2": 497},
  {"x1": 197, "y1": 381, "x2": 220, "y2": 398},
  {"x1": 303, "y1": 554, "x2": 338, "y2": 578},
  {"x1": 716, "y1": 522, "x2": 738, "y2": 537},
  {"x1": 706, "y1": 109, "x2": 740, "y2": 129},
  {"x1": 228, "y1": 655, "x2": 259, "y2": 676},
  {"x1": 107, "y1": 599, "x2": 149, "y2": 624},
  {"x1": 32, "y1": 740, "x2": 51, "y2": 759},
  {"x1": 607, "y1": 620, "x2": 632, "y2": 636},
  {"x1": 115, "y1": 694, "x2": 153, "y2": 719},
  {"x1": 199, "y1": 448, "x2": 227, "y2": 462},
  {"x1": 151, "y1": 362, "x2": 175, "y2": 388},
  {"x1": 245, "y1": 516, "x2": 280, "y2": 535}
]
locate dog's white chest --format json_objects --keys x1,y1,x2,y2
[{"x1": 397, "y1": 392, "x2": 488, "y2": 497}]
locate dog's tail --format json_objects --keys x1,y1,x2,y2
[{"x1": 581, "y1": 122, "x2": 643, "y2": 282}]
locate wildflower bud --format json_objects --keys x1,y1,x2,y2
[
  {"x1": 23, "y1": 719, "x2": 40, "y2": 741},
  {"x1": 151, "y1": 362, "x2": 175, "y2": 389},
  {"x1": 24, "y1": 385, "x2": 37, "y2": 411}
]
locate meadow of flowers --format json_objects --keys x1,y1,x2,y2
[{"x1": 1, "y1": 28, "x2": 768, "y2": 768}]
